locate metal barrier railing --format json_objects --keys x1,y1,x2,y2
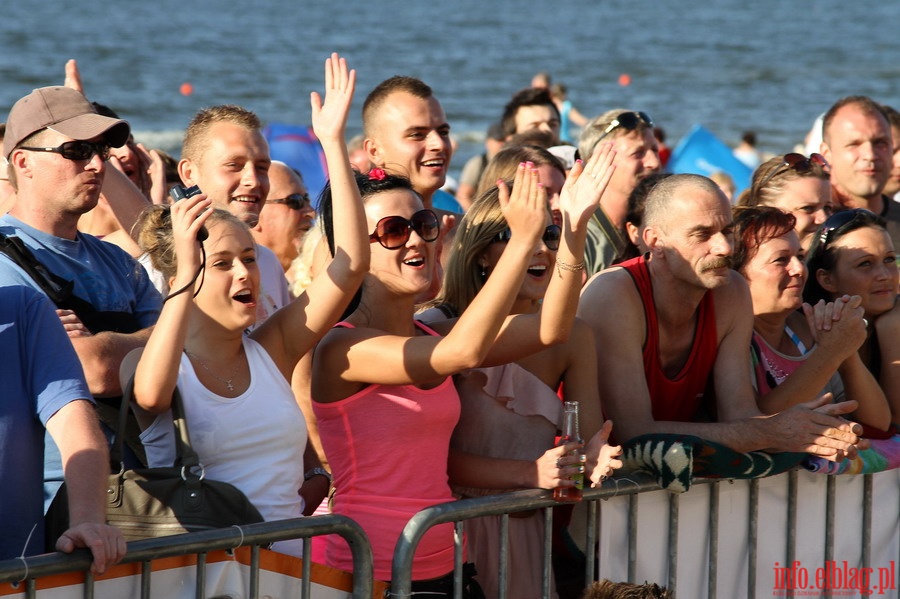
[
  {"x1": 0, "y1": 514, "x2": 373, "y2": 599},
  {"x1": 389, "y1": 472, "x2": 662, "y2": 599},
  {"x1": 3, "y1": 469, "x2": 895, "y2": 598},
  {"x1": 390, "y1": 469, "x2": 899, "y2": 599}
]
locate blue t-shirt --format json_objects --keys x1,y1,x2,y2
[
  {"x1": 0, "y1": 286, "x2": 92, "y2": 559},
  {"x1": 0, "y1": 215, "x2": 161, "y2": 325},
  {"x1": 0, "y1": 214, "x2": 162, "y2": 509}
]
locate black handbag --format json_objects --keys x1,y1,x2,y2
[{"x1": 46, "y1": 376, "x2": 264, "y2": 546}]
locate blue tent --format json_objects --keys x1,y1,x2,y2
[
  {"x1": 668, "y1": 124, "x2": 753, "y2": 196},
  {"x1": 262, "y1": 123, "x2": 328, "y2": 207}
]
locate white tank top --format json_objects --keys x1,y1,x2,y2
[{"x1": 140, "y1": 337, "x2": 307, "y2": 555}]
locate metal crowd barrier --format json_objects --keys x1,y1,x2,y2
[
  {"x1": 390, "y1": 469, "x2": 900, "y2": 599},
  {"x1": 3, "y1": 470, "x2": 896, "y2": 599},
  {"x1": 0, "y1": 514, "x2": 373, "y2": 599},
  {"x1": 389, "y1": 472, "x2": 662, "y2": 599}
]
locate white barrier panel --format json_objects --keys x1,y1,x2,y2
[{"x1": 597, "y1": 470, "x2": 900, "y2": 598}]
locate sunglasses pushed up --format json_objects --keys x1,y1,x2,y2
[
  {"x1": 757, "y1": 152, "x2": 829, "y2": 190},
  {"x1": 598, "y1": 111, "x2": 654, "y2": 141},
  {"x1": 18, "y1": 140, "x2": 111, "y2": 162},
  {"x1": 817, "y1": 207, "x2": 878, "y2": 247},
  {"x1": 369, "y1": 209, "x2": 440, "y2": 249}
]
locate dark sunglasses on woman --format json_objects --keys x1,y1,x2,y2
[
  {"x1": 369, "y1": 209, "x2": 440, "y2": 249},
  {"x1": 492, "y1": 224, "x2": 562, "y2": 251}
]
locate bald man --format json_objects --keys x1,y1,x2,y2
[{"x1": 253, "y1": 161, "x2": 316, "y2": 273}]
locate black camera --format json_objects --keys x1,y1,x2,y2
[
  {"x1": 169, "y1": 184, "x2": 202, "y2": 202},
  {"x1": 168, "y1": 184, "x2": 208, "y2": 241}
]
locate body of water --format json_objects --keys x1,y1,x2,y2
[{"x1": 2, "y1": 1, "x2": 898, "y2": 175}]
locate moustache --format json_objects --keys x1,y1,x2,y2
[{"x1": 702, "y1": 257, "x2": 733, "y2": 272}]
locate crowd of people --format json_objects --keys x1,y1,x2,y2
[{"x1": 1, "y1": 55, "x2": 898, "y2": 599}]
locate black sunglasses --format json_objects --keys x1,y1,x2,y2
[
  {"x1": 18, "y1": 140, "x2": 111, "y2": 162},
  {"x1": 369, "y1": 209, "x2": 440, "y2": 249},
  {"x1": 267, "y1": 193, "x2": 311, "y2": 211},
  {"x1": 598, "y1": 111, "x2": 654, "y2": 141},
  {"x1": 817, "y1": 208, "x2": 877, "y2": 247},
  {"x1": 758, "y1": 152, "x2": 829, "y2": 191},
  {"x1": 492, "y1": 224, "x2": 562, "y2": 251}
]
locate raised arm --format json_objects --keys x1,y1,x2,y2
[
  {"x1": 480, "y1": 143, "x2": 616, "y2": 366},
  {"x1": 316, "y1": 164, "x2": 546, "y2": 392},
  {"x1": 132, "y1": 195, "x2": 211, "y2": 413},
  {"x1": 254, "y1": 53, "x2": 368, "y2": 378}
]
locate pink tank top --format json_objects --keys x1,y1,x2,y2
[{"x1": 312, "y1": 320, "x2": 460, "y2": 581}]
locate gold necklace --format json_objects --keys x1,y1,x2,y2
[{"x1": 186, "y1": 351, "x2": 242, "y2": 392}]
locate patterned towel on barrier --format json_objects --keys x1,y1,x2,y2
[
  {"x1": 802, "y1": 433, "x2": 900, "y2": 475},
  {"x1": 621, "y1": 433, "x2": 805, "y2": 493}
]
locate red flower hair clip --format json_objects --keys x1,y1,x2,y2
[{"x1": 368, "y1": 167, "x2": 387, "y2": 181}]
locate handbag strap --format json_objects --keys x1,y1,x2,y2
[{"x1": 114, "y1": 371, "x2": 202, "y2": 472}]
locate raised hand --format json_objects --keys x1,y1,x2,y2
[
  {"x1": 497, "y1": 162, "x2": 548, "y2": 249},
  {"x1": 310, "y1": 52, "x2": 356, "y2": 145},
  {"x1": 168, "y1": 194, "x2": 212, "y2": 284},
  {"x1": 558, "y1": 142, "x2": 616, "y2": 225}
]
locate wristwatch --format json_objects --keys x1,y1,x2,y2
[{"x1": 304, "y1": 467, "x2": 332, "y2": 483}]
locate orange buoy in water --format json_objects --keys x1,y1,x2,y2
[
  {"x1": 180, "y1": 82, "x2": 194, "y2": 96},
  {"x1": 618, "y1": 73, "x2": 631, "y2": 87}
]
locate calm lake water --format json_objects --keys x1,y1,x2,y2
[{"x1": 2, "y1": 0, "x2": 898, "y2": 172}]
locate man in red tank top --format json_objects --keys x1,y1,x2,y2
[{"x1": 577, "y1": 174, "x2": 865, "y2": 461}]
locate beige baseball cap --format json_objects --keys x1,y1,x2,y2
[{"x1": 3, "y1": 86, "x2": 130, "y2": 158}]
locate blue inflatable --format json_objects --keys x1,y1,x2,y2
[
  {"x1": 262, "y1": 123, "x2": 328, "y2": 207},
  {"x1": 668, "y1": 124, "x2": 753, "y2": 196}
]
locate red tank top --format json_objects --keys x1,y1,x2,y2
[{"x1": 620, "y1": 256, "x2": 718, "y2": 422}]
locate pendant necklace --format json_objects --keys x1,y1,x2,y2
[{"x1": 186, "y1": 351, "x2": 241, "y2": 392}]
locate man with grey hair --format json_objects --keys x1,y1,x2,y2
[
  {"x1": 577, "y1": 173, "x2": 865, "y2": 459},
  {"x1": 578, "y1": 109, "x2": 660, "y2": 276}
]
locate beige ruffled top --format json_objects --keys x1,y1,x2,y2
[{"x1": 451, "y1": 363, "x2": 564, "y2": 498}]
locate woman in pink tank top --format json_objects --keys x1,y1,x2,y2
[{"x1": 312, "y1": 146, "x2": 618, "y2": 594}]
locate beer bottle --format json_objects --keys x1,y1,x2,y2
[{"x1": 553, "y1": 401, "x2": 584, "y2": 503}]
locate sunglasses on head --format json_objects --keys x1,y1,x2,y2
[
  {"x1": 757, "y1": 152, "x2": 829, "y2": 191},
  {"x1": 817, "y1": 208, "x2": 876, "y2": 247},
  {"x1": 369, "y1": 209, "x2": 440, "y2": 249},
  {"x1": 18, "y1": 140, "x2": 111, "y2": 162},
  {"x1": 492, "y1": 224, "x2": 562, "y2": 251},
  {"x1": 267, "y1": 193, "x2": 311, "y2": 211},
  {"x1": 598, "y1": 111, "x2": 654, "y2": 141}
]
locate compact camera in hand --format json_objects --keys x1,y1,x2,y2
[{"x1": 169, "y1": 185, "x2": 209, "y2": 241}]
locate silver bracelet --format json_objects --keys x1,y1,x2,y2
[{"x1": 304, "y1": 467, "x2": 332, "y2": 483}]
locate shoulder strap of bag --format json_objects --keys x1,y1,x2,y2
[
  {"x1": 0, "y1": 232, "x2": 120, "y2": 330},
  {"x1": 115, "y1": 373, "x2": 201, "y2": 471}
]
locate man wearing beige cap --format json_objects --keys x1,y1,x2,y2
[{"x1": 0, "y1": 86, "x2": 161, "y2": 508}]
